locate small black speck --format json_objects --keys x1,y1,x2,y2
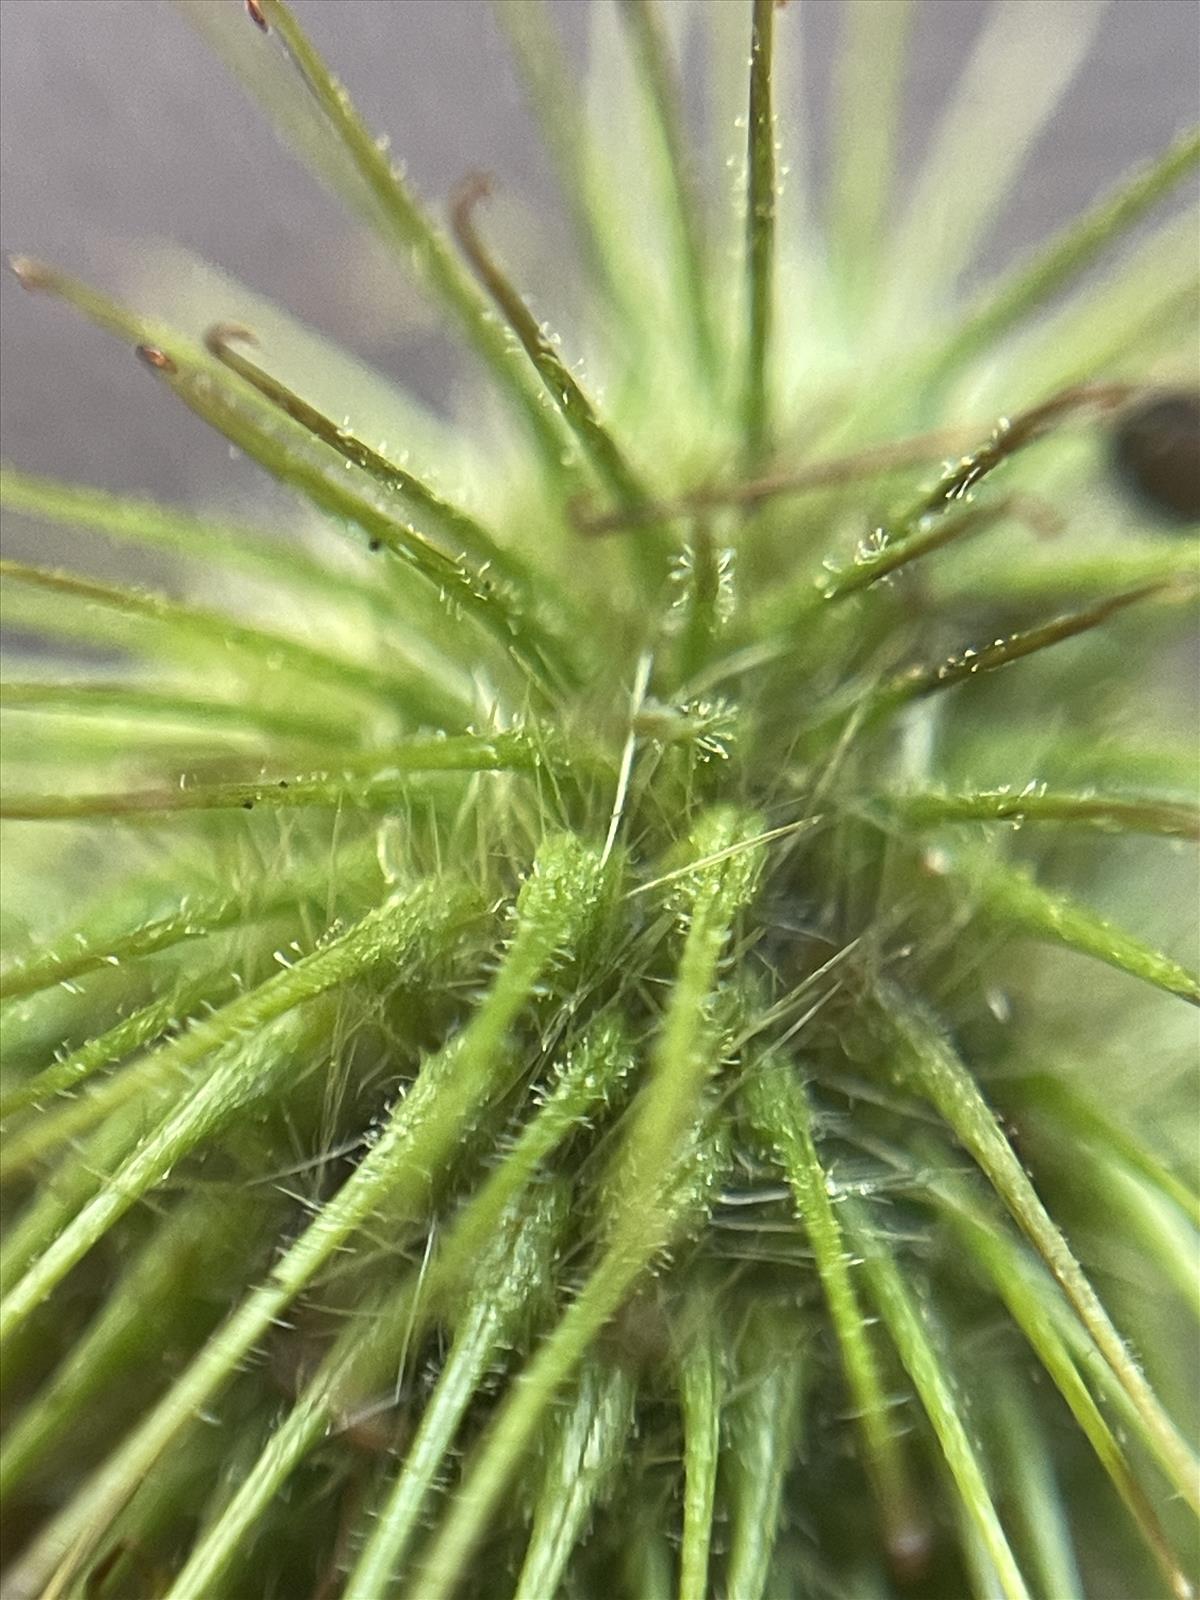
[
  {"x1": 242, "y1": 799, "x2": 255, "y2": 810},
  {"x1": 368, "y1": 538, "x2": 382, "y2": 552},
  {"x1": 278, "y1": 779, "x2": 289, "y2": 789}
]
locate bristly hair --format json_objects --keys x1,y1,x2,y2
[{"x1": 1, "y1": 3, "x2": 1198, "y2": 1599}]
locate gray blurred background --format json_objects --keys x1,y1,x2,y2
[{"x1": 1, "y1": 0, "x2": 1198, "y2": 517}]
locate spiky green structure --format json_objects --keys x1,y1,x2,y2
[{"x1": 2, "y1": 3, "x2": 1198, "y2": 1598}]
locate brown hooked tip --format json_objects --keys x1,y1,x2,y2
[
  {"x1": 245, "y1": 0, "x2": 270, "y2": 32},
  {"x1": 203, "y1": 322, "x2": 258, "y2": 359},
  {"x1": 449, "y1": 171, "x2": 496, "y2": 229},
  {"x1": 7, "y1": 255, "x2": 54, "y2": 291},
  {"x1": 135, "y1": 345, "x2": 178, "y2": 375}
]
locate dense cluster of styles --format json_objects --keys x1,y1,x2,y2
[{"x1": 1, "y1": 3, "x2": 1197, "y2": 1598}]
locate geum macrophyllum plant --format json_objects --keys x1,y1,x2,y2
[{"x1": 0, "y1": 1, "x2": 1198, "y2": 1596}]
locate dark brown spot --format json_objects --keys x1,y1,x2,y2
[
  {"x1": 245, "y1": 0, "x2": 270, "y2": 31},
  {"x1": 1111, "y1": 389, "x2": 1200, "y2": 524},
  {"x1": 136, "y1": 345, "x2": 177, "y2": 375},
  {"x1": 84, "y1": 1543, "x2": 128, "y2": 1597},
  {"x1": 242, "y1": 798, "x2": 255, "y2": 810}
]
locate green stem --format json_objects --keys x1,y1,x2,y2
[
  {"x1": 724, "y1": 1311, "x2": 806, "y2": 1600},
  {"x1": 617, "y1": 0, "x2": 716, "y2": 379},
  {"x1": 0, "y1": 1007, "x2": 326, "y2": 1339},
  {"x1": 873, "y1": 983, "x2": 1200, "y2": 1511},
  {"x1": 743, "y1": 0, "x2": 777, "y2": 465},
  {"x1": 1, "y1": 729, "x2": 571, "y2": 820},
  {"x1": 0, "y1": 679, "x2": 348, "y2": 747},
  {"x1": 405, "y1": 1138, "x2": 719, "y2": 1600},
  {"x1": 0, "y1": 1104, "x2": 173, "y2": 1300},
  {"x1": 953, "y1": 846, "x2": 1200, "y2": 1004},
  {"x1": 430, "y1": 1022, "x2": 634, "y2": 1304},
  {"x1": 743, "y1": 1063, "x2": 925, "y2": 1569},
  {"x1": 342, "y1": 1195, "x2": 566, "y2": 1600},
  {"x1": 170, "y1": 1193, "x2": 563, "y2": 1600},
  {"x1": 449, "y1": 177, "x2": 652, "y2": 520},
  {"x1": 818, "y1": 501, "x2": 1009, "y2": 600},
  {"x1": 677, "y1": 520, "x2": 726, "y2": 685},
  {"x1": 846, "y1": 1207, "x2": 1032, "y2": 1600},
  {"x1": 203, "y1": 323, "x2": 577, "y2": 626},
  {"x1": 999, "y1": 1073, "x2": 1200, "y2": 1228},
  {"x1": 874, "y1": 580, "x2": 1195, "y2": 721},
  {"x1": 156, "y1": 1025, "x2": 633, "y2": 1597},
  {"x1": 0, "y1": 882, "x2": 465, "y2": 1342},
  {"x1": 0, "y1": 970, "x2": 236, "y2": 1119},
  {"x1": 133, "y1": 347, "x2": 570, "y2": 692},
  {"x1": 0, "y1": 1186, "x2": 275, "y2": 1499},
  {"x1": 491, "y1": 0, "x2": 628, "y2": 316},
  {"x1": 934, "y1": 1177, "x2": 1194, "y2": 1600},
  {"x1": 882, "y1": 787, "x2": 1200, "y2": 840},
  {"x1": 512, "y1": 1361, "x2": 637, "y2": 1600},
  {"x1": 0, "y1": 557, "x2": 453, "y2": 726},
  {"x1": 252, "y1": 0, "x2": 574, "y2": 484},
  {"x1": 892, "y1": 382, "x2": 1131, "y2": 525},
  {"x1": 985, "y1": 1377, "x2": 1084, "y2": 1600},
  {"x1": 935, "y1": 541, "x2": 1200, "y2": 607},
  {"x1": 0, "y1": 466, "x2": 384, "y2": 609},
  {"x1": 676, "y1": 1320, "x2": 722, "y2": 1600},
  {"x1": 7, "y1": 261, "x2": 565, "y2": 695},
  {"x1": 5, "y1": 840, "x2": 603, "y2": 1600},
  {"x1": 930, "y1": 125, "x2": 1200, "y2": 381},
  {"x1": 827, "y1": 0, "x2": 915, "y2": 316},
  {"x1": 0, "y1": 838, "x2": 380, "y2": 1001},
  {"x1": 406, "y1": 810, "x2": 762, "y2": 1599}
]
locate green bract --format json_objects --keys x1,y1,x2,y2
[{"x1": 1, "y1": 3, "x2": 1197, "y2": 1597}]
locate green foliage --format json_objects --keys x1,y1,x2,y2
[{"x1": 1, "y1": 3, "x2": 1198, "y2": 1597}]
